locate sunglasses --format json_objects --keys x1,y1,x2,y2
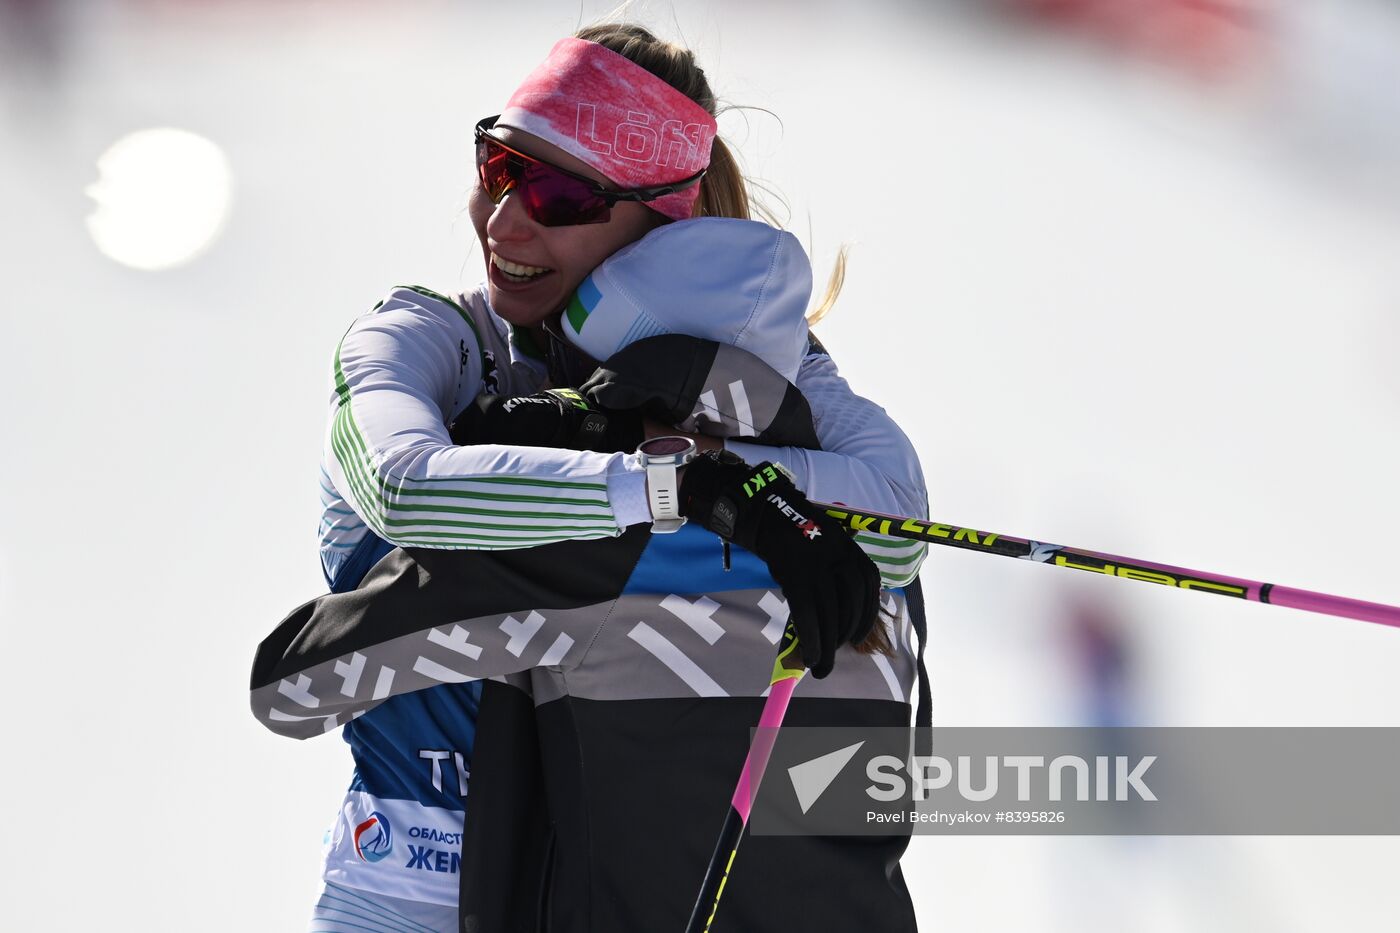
[{"x1": 474, "y1": 115, "x2": 705, "y2": 227}]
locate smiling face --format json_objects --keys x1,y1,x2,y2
[{"x1": 468, "y1": 127, "x2": 666, "y2": 330}]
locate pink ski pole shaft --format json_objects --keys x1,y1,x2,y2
[
  {"x1": 685, "y1": 621, "x2": 806, "y2": 933},
  {"x1": 815, "y1": 503, "x2": 1400, "y2": 630}
]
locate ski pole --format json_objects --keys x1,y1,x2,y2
[
  {"x1": 813, "y1": 502, "x2": 1400, "y2": 629},
  {"x1": 685, "y1": 620, "x2": 806, "y2": 933}
]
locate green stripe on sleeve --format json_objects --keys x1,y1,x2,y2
[
  {"x1": 854, "y1": 536, "x2": 927, "y2": 566},
  {"x1": 329, "y1": 334, "x2": 622, "y2": 547},
  {"x1": 852, "y1": 533, "x2": 928, "y2": 588}
]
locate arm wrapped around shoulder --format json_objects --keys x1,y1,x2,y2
[
  {"x1": 581, "y1": 334, "x2": 820, "y2": 448},
  {"x1": 679, "y1": 449, "x2": 880, "y2": 679}
]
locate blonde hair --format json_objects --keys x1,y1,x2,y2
[
  {"x1": 573, "y1": 22, "x2": 848, "y2": 330},
  {"x1": 575, "y1": 22, "x2": 888, "y2": 656}
]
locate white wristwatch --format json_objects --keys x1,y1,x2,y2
[{"x1": 639, "y1": 435, "x2": 698, "y2": 534}]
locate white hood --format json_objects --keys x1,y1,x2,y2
[{"x1": 558, "y1": 217, "x2": 813, "y2": 383}]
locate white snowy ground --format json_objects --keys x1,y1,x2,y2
[{"x1": 1, "y1": 1, "x2": 1398, "y2": 930}]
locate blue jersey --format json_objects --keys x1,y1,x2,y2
[{"x1": 317, "y1": 532, "x2": 482, "y2": 908}]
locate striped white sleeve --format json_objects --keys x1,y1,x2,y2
[
  {"x1": 725, "y1": 352, "x2": 929, "y2": 588},
  {"x1": 324, "y1": 288, "x2": 648, "y2": 552}
]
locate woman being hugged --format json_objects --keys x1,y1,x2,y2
[{"x1": 298, "y1": 22, "x2": 928, "y2": 932}]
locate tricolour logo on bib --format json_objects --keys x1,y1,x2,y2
[{"x1": 353, "y1": 810, "x2": 393, "y2": 863}]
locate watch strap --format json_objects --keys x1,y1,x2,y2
[{"x1": 646, "y1": 456, "x2": 686, "y2": 534}]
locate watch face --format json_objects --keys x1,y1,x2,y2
[{"x1": 639, "y1": 435, "x2": 694, "y2": 457}]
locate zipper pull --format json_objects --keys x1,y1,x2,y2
[{"x1": 721, "y1": 539, "x2": 731, "y2": 572}]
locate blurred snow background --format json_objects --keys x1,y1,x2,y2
[{"x1": 1, "y1": 0, "x2": 1398, "y2": 929}]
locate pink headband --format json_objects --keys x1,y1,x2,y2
[{"x1": 498, "y1": 37, "x2": 717, "y2": 221}]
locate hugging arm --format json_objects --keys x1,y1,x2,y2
[
  {"x1": 584, "y1": 336, "x2": 930, "y2": 588},
  {"x1": 252, "y1": 537, "x2": 644, "y2": 739},
  {"x1": 726, "y1": 350, "x2": 929, "y2": 587},
  {"x1": 320, "y1": 287, "x2": 652, "y2": 569}
]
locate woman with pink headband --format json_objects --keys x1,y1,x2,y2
[{"x1": 298, "y1": 23, "x2": 928, "y2": 931}]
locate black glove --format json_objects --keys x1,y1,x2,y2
[
  {"x1": 449, "y1": 389, "x2": 643, "y2": 453},
  {"x1": 680, "y1": 450, "x2": 879, "y2": 678}
]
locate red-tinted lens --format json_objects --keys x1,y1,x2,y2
[
  {"x1": 517, "y1": 161, "x2": 612, "y2": 226},
  {"x1": 476, "y1": 137, "x2": 611, "y2": 227},
  {"x1": 476, "y1": 138, "x2": 516, "y2": 201}
]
